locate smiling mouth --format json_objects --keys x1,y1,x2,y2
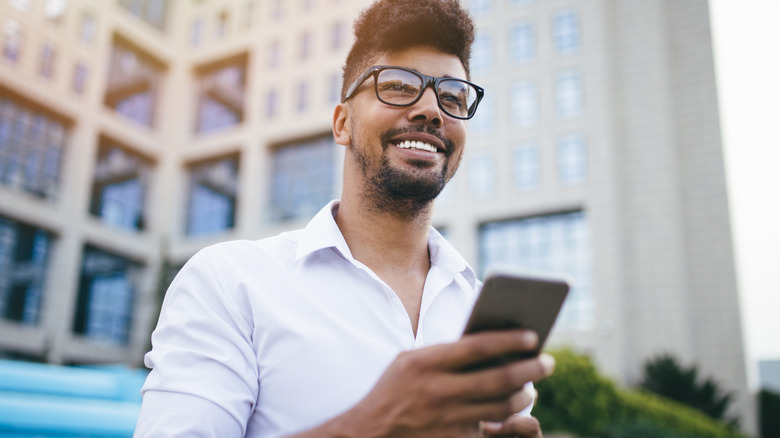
[{"x1": 394, "y1": 140, "x2": 438, "y2": 153}]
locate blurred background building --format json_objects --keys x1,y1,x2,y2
[{"x1": 0, "y1": 0, "x2": 754, "y2": 432}]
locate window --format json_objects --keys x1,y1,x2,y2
[
  {"x1": 301, "y1": 0, "x2": 315, "y2": 12},
  {"x1": 215, "y1": 11, "x2": 228, "y2": 39},
  {"x1": 271, "y1": 0, "x2": 284, "y2": 21},
  {"x1": 39, "y1": 42, "x2": 56, "y2": 79},
  {"x1": 104, "y1": 42, "x2": 161, "y2": 128},
  {"x1": 509, "y1": 21, "x2": 535, "y2": 63},
  {"x1": 471, "y1": 32, "x2": 494, "y2": 74},
  {"x1": 270, "y1": 136, "x2": 336, "y2": 222},
  {"x1": 197, "y1": 58, "x2": 246, "y2": 133},
  {"x1": 196, "y1": 59, "x2": 246, "y2": 133},
  {"x1": 190, "y1": 18, "x2": 203, "y2": 46},
  {"x1": 328, "y1": 72, "x2": 341, "y2": 105},
  {"x1": 79, "y1": 13, "x2": 96, "y2": 44},
  {"x1": 558, "y1": 134, "x2": 586, "y2": 185},
  {"x1": 0, "y1": 97, "x2": 66, "y2": 199},
  {"x1": 556, "y1": 70, "x2": 583, "y2": 119},
  {"x1": 512, "y1": 143, "x2": 539, "y2": 191},
  {"x1": 553, "y1": 9, "x2": 580, "y2": 54},
  {"x1": 73, "y1": 62, "x2": 88, "y2": 93},
  {"x1": 469, "y1": 150, "x2": 496, "y2": 199},
  {"x1": 0, "y1": 217, "x2": 51, "y2": 325},
  {"x1": 468, "y1": 0, "x2": 493, "y2": 17},
  {"x1": 74, "y1": 247, "x2": 140, "y2": 345},
  {"x1": 266, "y1": 88, "x2": 279, "y2": 118},
  {"x1": 469, "y1": 92, "x2": 494, "y2": 132},
  {"x1": 8, "y1": 0, "x2": 30, "y2": 11},
  {"x1": 243, "y1": 1, "x2": 255, "y2": 29},
  {"x1": 300, "y1": 31, "x2": 312, "y2": 60},
  {"x1": 44, "y1": 0, "x2": 68, "y2": 22},
  {"x1": 296, "y1": 80, "x2": 309, "y2": 113},
  {"x1": 437, "y1": 172, "x2": 457, "y2": 205},
  {"x1": 268, "y1": 40, "x2": 282, "y2": 69},
  {"x1": 89, "y1": 143, "x2": 151, "y2": 231},
  {"x1": 480, "y1": 211, "x2": 593, "y2": 329},
  {"x1": 331, "y1": 22, "x2": 344, "y2": 51},
  {"x1": 510, "y1": 80, "x2": 538, "y2": 127},
  {"x1": 2, "y1": 19, "x2": 22, "y2": 63},
  {"x1": 186, "y1": 156, "x2": 238, "y2": 236},
  {"x1": 119, "y1": 0, "x2": 168, "y2": 32}
]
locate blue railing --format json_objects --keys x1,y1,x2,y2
[{"x1": 0, "y1": 359, "x2": 148, "y2": 437}]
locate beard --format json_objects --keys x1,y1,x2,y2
[{"x1": 353, "y1": 125, "x2": 456, "y2": 220}]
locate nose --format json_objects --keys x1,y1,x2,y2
[{"x1": 408, "y1": 86, "x2": 442, "y2": 127}]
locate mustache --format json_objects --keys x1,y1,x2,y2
[{"x1": 380, "y1": 125, "x2": 454, "y2": 157}]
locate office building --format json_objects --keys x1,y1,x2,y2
[{"x1": 0, "y1": 0, "x2": 753, "y2": 432}]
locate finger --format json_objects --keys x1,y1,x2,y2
[
  {"x1": 436, "y1": 329, "x2": 540, "y2": 370},
  {"x1": 507, "y1": 382, "x2": 536, "y2": 413},
  {"x1": 451, "y1": 354, "x2": 555, "y2": 401},
  {"x1": 480, "y1": 415, "x2": 542, "y2": 437}
]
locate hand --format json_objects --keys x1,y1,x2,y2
[
  {"x1": 479, "y1": 384, "x2": 543, "y2": 437},
  {"x1": 480, "y1": 415, "x2": 543, "y2": 438},
  {"x1": 300, "y1": 329, "x2": 555, "y2": 438}
]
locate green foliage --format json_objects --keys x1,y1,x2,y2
[
  {"x1": 533, "y1": 349, "x2": 619, "y2": 436},
  {"x1": 614, "y1": 387, "x2": 743, "y2": 438},
  {"x1": 760, "y1": 389, "x2": 780, "y2": 438},
  {"x1": 533, "y1": 349, "x2": 745, "y2": 438},
  {"x1": 600, "y1": 419, "x2": 684, "y2": 438},
  {"x1": 640, "y1": 353, "x2": 738, "y2": 428}
]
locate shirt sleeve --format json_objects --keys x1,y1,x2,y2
[
  {"x1": 516, "y1": 381, "x2": 535, "y2": 417},
  {"x1": 134, "y1": 247, "x2": 258, "y2": 437}
]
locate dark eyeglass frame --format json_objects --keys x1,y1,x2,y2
[{"x1": 342, "y1": 65, "x2": 485, "y2": 120}]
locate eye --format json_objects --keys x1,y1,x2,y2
[
  {"x1": 379, "y1": 80, "x2": 418, "y2": 94},
  {"x1": 440, "y1": 92, "x2": 463, "y2": 106}
]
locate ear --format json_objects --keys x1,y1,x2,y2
[{"x1": 332, "y1": 103, "x2": 351, "y2": 146}]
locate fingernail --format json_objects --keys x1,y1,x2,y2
[
  {"x1": 521, "y1": 330, "x2": 539, "y2": 347},
  {"x1": 481, "y1": 421, "x2": 504, "y2": 433},
  {"x1": 540, "y1": 353, "x2": 556, "y2": 375}
]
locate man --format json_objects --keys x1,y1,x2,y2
[{"x1": 135, "y1": 0, "x2": 554, "y2": 436}]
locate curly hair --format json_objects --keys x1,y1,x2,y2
[{"x1": 341, "y1": 0, "x2": 476, "y2": 102}]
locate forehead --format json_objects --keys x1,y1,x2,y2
[{"x1": 374, "y1": 46, "x2": 467, "y2": 80}]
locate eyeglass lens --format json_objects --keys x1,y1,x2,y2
[{"x1": 375, "y1": 68, "x2": 478, "y2": 118}]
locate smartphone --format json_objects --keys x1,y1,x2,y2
[{"x1": 462, "y1": 270, "x2": 570, "y2": 369}]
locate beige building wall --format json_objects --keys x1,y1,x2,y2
[{"x1": 0, "y1": 0, "x2": 753, "y2": 433}]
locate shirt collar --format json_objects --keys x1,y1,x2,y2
[{"x1": 295, "y1": 200, "x2": 477, "y2": 288}]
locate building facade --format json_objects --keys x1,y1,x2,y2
[{"x1": 0, "y1": 0, "x2": 753, "y2": 432}]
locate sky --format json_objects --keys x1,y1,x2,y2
[{"x1": 709, "y1": 0, "x2": 780, "y2": 368}]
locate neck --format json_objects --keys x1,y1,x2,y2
[{"x1": 335, "y1": 190, "x2": 433, "y2": 274}]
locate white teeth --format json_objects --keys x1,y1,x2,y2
[{"x1": 396, "y1": 140, "x2": 438, "y2": 153}]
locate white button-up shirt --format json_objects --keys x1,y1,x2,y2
[{"x1": 135, "y1": 201, "x2": 481, "y2": 437}]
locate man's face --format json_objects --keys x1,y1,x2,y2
[{"x1": 338, "y1": 46, "x2": 469, "y2": 215}]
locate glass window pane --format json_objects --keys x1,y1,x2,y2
[
  {"x1": 90, "y1": 145, "x2": 150, "y2": 230},
  {"x1": 0, "y1": 217, "x2": 51, "y2": 326},
  {"x1": 74, "y1": 247, "x2": 139, "y2": 345},
  {"x1": 104, "y1": 43, "x2": 161, "y2": 128},
  {"x1": 510, "y1": 80, "x2": 538, "y2": 127},
  {"x1": 469, "y1": 149, "x2": 496, "y2": 199},
  {"x1": 0, "y1": 98, "x2": 65, "y2": 199},
  {"x1": 558, "y1": 134, "x2": 587, "y2": 185},
  {"x1": 197, "y1": 62, "x2": 246, "y2": 133},
  {"x1": 479, "y1": 211, "x2": 593, "y2": 329},
  {"x1": 3, "y1": 19, "x2": 23, "y2": 63},
  {"x1": 471, "y1": 32, "x2": 494, "y2": 74},
  {"x1": 187, "y1": 157, "x2": 238, "y2": 235},
  {"x1": 270, "y1": 136, "x2": 336, "y2": 222},
  {"x1": 553, "y1": 9, "x2": 580, "y2": 54},
  {"x1": 509, "y1": 21, "x2": 535, "y2": 63},
  {"x1": 512, "y1": 143, "x2": 539, "y2": 191},
  {"x1": 556, "y1": 70, "x2": 583, "y2": 119}
]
